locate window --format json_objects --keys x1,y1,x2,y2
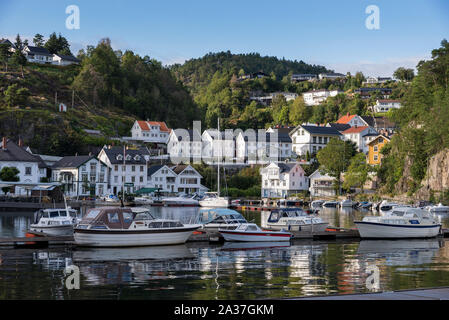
[
  {"x1": 25, "y1": 167, "x2": 32, "y2": 175},
  {"x1": 374, "y1": 146, "x2": 378, "y2": 152},
  {"x1": 115, "y1": 165, "x2": 118, "y2": 171},
  {"x1": 108, "y1": 212, "x2": 120, "y2": 223},
  {"x1": 374, "y1": 155, "x2": 378, "y2": 161},
  {"x1": 132, "y1": 165, "x2": 135, "y2": 172}
]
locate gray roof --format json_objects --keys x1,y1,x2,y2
[
  {"x1": 52, "y1": 156, "x2": 95, "y2": 169},
  {"x1": 102, "y1": 146, "x2": 150, "y2": 165},
  {"x1": 0, "y1": 140, "x2": 44, "y2": 164},
  {"x1": 277, "y1": 163, "x2": 296, "y2": 173},
  {"x1": 147, "y1": 165, "x2": 165, "y2": 176},
  {"x1": 54, "y1": 54, "x2": 80, "y2": 63},
  {"x1": 242, "y1": 132, "x2": 292, "y2": 143},
  {"x1": 299, "y1": 125, "x2": 342, "y2": 136},
  {"x1": 328, "y1": 123, "x2": 351, "y2": 132},
  {"x1": 25, "y1": 46, "x2": 52, "y2": 56}
]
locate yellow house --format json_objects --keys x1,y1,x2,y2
[{"x1": 367, "y1": 135, "x2": 390, "y2": 165}]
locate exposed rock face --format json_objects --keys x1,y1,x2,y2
[{"x1": 415, "y1": 149, "x2": 449, "y2": 199}]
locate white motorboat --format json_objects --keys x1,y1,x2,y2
[
  {"x1": 74, "y1": 207, "x2": 200, "y2": 247},
  {"x1": 199, "y1": 192, "x2": 229, "y2": 208},
  {"x1": 161, "y1": 194, "x2": 199, "y2": 207},
  {"x1": 310, "y1": 200, "x2": 325, "y2": 208},
  {"x1": 322, "y1": 200, "x2": 339, "y2": 208},
  {"x1": 378, "y1": 201, "x2": 411, "y2": 215},
  {"x1": 197, "y1": 208, "x2": 247, "y2": 230},
  {"x1": 30, "y1": 208, "x2": 79, "y2": 236},
  {"x1": 340, "y1": 199, "x2": 356, "y2": 207},
  {"x1": 264, "y1": 208, "x2": 329, "y2": 232},
  {"x1": 219, "y1": 223, "x2": 292, "y2": 242},
  {"x1": 134, "y1": 196, "x2": 154, "y2": 205},
  {"x1": 425, "y1": 203, "x2": 449, "y2": 213},
  {"x1": 354, "y1": 206, "x2": 442, "y2": 239}
]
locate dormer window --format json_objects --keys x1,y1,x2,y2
[
  {"x1": 125, "y1": 155, "x2": 132, "y2": 161},
  {"x1": 116, "y1": 154, "x2": 123, "y2": 161},
  {"x1": 134, "y1": 155, "x2": 141, "y2": 161}
]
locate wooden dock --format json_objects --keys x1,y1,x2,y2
[{"x1": 1, "y1": 227, "x2": 447, "y2": 248}]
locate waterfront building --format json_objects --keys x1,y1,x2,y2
[
  {"x1": 167, "y1": 129, "x2": 202, "y2": 163},
  {"x1": 98, "y1": 145, "x2": 151, "y2": 195},
  {"x1": 51, "y1": 155, "x2": 109, "y2": 198},
  {"x1": 52, "y1": 54, "x2": 81, "y2": 66},
  {"x1": 201, "y1": 129, "x2": 236, "y2": 163},
  {"x1": 290, "y1": 124, "x2": 342, "y2": 157},
  {"x1": 171, "y1": 164, "x2": 204, "y2": 194},
  {"x1": 21, "y1": 45, "x2": 53, "y2": 64},
  {"x1": 308, "y1": 169, "x2": 336, "y2": 197},
  {"x1": 147, "y1": 164, "x2": 178, "y2": 193},
  {"x1": 260, "y1": 162, "x2": 308, "y2": 198},
  {"x1": 0, "y1": 138, "x2": 47, "y2": 195}
]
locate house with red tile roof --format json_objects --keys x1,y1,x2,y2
[
  {"x1": 336, "y1": 113, "x2": 370, "y2": 127},
  {"x1": 342, "y1": 125, "x2": 378, "y2": 153},
  {"x1": 130, "y1": 120, "x2": 171, "y2": 144}
]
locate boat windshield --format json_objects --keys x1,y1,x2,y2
[{"x1": 84, "y1": 209, "x2": 102, "y2": 220}]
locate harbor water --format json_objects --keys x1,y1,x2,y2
[{"x1": 1, "y1": 207, "x2": 449, "y2": 299}]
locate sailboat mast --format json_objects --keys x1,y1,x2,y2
[{"x1": 217, "y1": 118, "x2": 220, "y2": 197}]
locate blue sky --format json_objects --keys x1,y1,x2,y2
[{"x1": 1, "y1": 0, "x2": 448, "y2": 76}]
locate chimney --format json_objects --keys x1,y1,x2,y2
[
  {"x1": 2, "y1": 137, "x2": 6, "y2": 150},
  {"x1": 18, "y1": 138, "x2": 23, "y2": 148}
]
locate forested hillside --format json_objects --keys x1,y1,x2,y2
[{"x1": 378, "y1": 39, "x2": 449, "y2": 197}]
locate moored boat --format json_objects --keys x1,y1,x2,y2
[
  {"x1": 340, "y1": 199, "x2": 356, "y2": 207},
  {"x1": 322, "y1": 200, "x2": 339, "y2": 208},
  {"x1": 310, "y1": 200, "x2": 325, "y2": 208},
  {"x1": 198, "y1": 208, "x2": 247, "y2": 230},
  {"x1": 198, "y1": 192, "x2": 229, "y2": 208},
  {"x1": 264, "y1": 208, "x2": 329, "y2": 232},
  {"x1": 30, "y1": 208, "x2": 79, "y2": 236},
  {"x1": 74, "y1": 207, "x2": 200, "y2": 247},
  {"x1": 354, "y1": 207, "x2": 442, "y2": 239},
  {"x1": 219, "y1": 223, "x2": 292, "y2": 242},
  {"x1": 161, "y1": 194, "x2": 199, "y2": 207},
  {"x1": 425, "y1": 203, "x2": 449, "y2": 214}
]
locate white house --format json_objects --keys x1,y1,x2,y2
[
  {"x1": 318, "y1": 73, "x2": 346, "y2": 80},
  {"x1": 22, "y1": 46, "x2": 53, "y2": 64},
  {"x1": 260, "y1": 162, "x2": 308, "y2": 198},
  {"x1": 147, "y1": 164, "x2": 178, "y2": 193},
  {"x1": 98, "y1": 145, "x2": 151, "y2": 195},
  {"x1": 290, "y1": 125, "x2": 342, "y2": 157},
  {"x1": 373, "y1": 100, "x2": 402, "y2": 113},
  {"x1": 335, "y1": 113, "x2": 370, "y2": 127},
  {"x1": 249, "y1": 92, "x2": 298, "y2": 106},
  {"x1": 171, "y1": 164, "x2": 203, "y2": 194},
  {"x1": 236, "y1": 130, "x2": 292, "y2": 164},
  {"x1": 291, "y1": 74, "x2": 317, "y2": 82},
  {"x1": 0, "y1": 138, "x2": 47, "y2": 195},
  {"x1": 130, "y1": 120, "x2": 171, "y2": 144},
  {"x1": 51, "y1": 155, "x2": 109, "y2": 198},
  {"x1": 341, "y1": 126, "x2": 378, "y2": 153},
  {"x1": 167, "y1": 129, "x2": 202, "y2": 163},
  {"x1": 201, "y1": 129, "x2": 235, "y2": 163},
  {"x1": 309, "y1": 169, "x2": 336, "y2": 197},
  {"x1": 52, "y1": 54, "x2": 81, "y2": 66},
  {"x1": 303, "y1": 89, "x2": 343, "y2": 106}
]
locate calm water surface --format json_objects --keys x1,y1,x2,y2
[{"x1": 1, "y1": 207, "x2": 449, "y2": 300}]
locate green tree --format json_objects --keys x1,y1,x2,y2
[
  {"x1": 10, "y1": 49, "x2": 27, "y2": 78},
  {"x1": 44, "y1": 32, "x2": 71, "y2": 55},
  {"x1": 33, "y1": 34, "x2": 45, "y2": 47},
  {"x1": 343, "y1": 153, "x2": 372, "y2": 192},
  {"x1": 4, "y1": 84, "x2": 30, "y2": 107},
  {"x1": 0, "y1": 43, "x2": 12, "y2": 71},
  {"x1": 14, "y1": 34, "x2": 23, "y2": 50},
  {"x1": 393, "y1": 67, "x2": 415, "y2": 81},
  {"x1": 289, "y1": 96, "x2": 312, "y2": 125},
  {"x1": 0, "y1": 167, "x2": 20, "y2": 195},
  {"x1": 316, "y1": 138, "x2": 357, "y2": 195}
]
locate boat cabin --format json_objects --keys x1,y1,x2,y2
[
  {"x1": 268, "y1": 209, "x2": 308, "y2": 222},
  {"x1": 77, "y1": 207, "x2": 184, "y2": 231},
  {"x1": 198, "y1": 208, "x2": 247, "y2": 225},
  {"x1": 34, "y1": 208, "x2": 78, "y2": 224}
]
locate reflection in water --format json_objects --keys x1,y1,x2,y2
[{"x1": 2, "y1": 208, "x2": 449, "y2": 299}]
